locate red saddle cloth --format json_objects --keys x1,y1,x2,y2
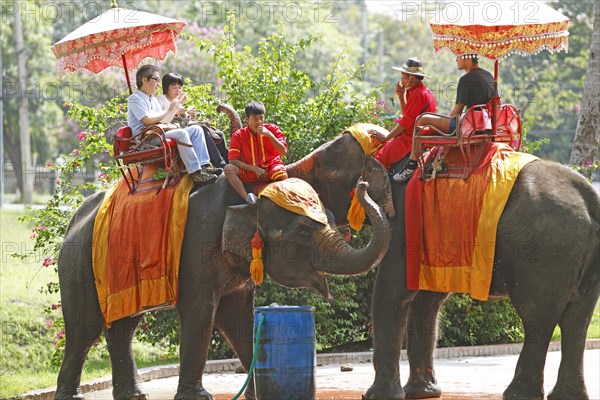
[
  {"x1": 405, "y1": 142, "x2": 537, "y2": 300},
  {"x1": 93, "y1": 164, "x2": 193, "y2": 326}
]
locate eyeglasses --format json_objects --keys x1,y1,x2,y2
[{"x1": 148, "y1": 76, "x2": 160, "y2": 83}]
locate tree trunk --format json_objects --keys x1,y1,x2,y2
[
  {"x1": 13, "y1": 0, "x2": 34, "y2": 204},
  {"x1": 570, "y1": 0, "x2": 600, "y2": 166}
]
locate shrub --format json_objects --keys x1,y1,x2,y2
[{"x1": 437, "y1": 294, "x2": 524, "y2": 347}]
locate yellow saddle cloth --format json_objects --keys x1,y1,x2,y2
[
  {"x1": 406, "y1": 142, "x2": 537, "y2": 300},
  {"x1": 92, "y1": 165, "x2": 193, "y2": 326}
]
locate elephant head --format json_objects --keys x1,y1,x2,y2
[
  {"x1": 286, "y1": 133, "x2": 395, "y2": 226},
  {"x1": 221, "y1": 179, "x2": 391, "y2": 297}
]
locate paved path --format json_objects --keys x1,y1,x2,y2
[{"x1": 86, "y1": 349, "x2": 600, "y2": 400}]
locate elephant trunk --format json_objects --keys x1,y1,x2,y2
[
  {"x1": 216, "y1": 102, "x2": 242, "y2": 134},
  {"x1": 286, "y1": 154, "x2": 315, "y2": 183},
  {"x1": 316, "y1": 180, "x2": 390, "y2": 275}
]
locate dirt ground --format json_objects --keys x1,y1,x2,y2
[{"x1": 211, "y1": 391, "x2": 500, "y2": 399}]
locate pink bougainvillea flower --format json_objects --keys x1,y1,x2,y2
[
  {"x1": 42, "y1": 258, "x2": 56, "y2": 267},
  {"x1": 56, "y1": 179, "x2": 63, "y2": 185},
  {"x1": 76, "y1": 131, "x2": 87, "y2": 141},
  {"x1": 393, "y1": 118, "x2": 402, "y2": 124},
  {"x1": 46, "y1": 320, "x2": 54, "y2": 328},
  {"x1": 71, "y1": 150, "x2": 80, "y2": 156},
  {"x1": 98, "y1": 173, "x2": 108, "y2": 180},
  {"x1": 46, "y1": 162, "x2": 54, "y2": 167}
]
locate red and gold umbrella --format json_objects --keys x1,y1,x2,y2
[
  {"x1": 429, "y1": 1, "x2": 569, "y2": 133},
  {"x1": 51, "y1": 1, "x2": 186, "y2": 93}
]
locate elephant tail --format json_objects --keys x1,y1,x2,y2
[{"x1": 570, "y1": 184, "x2": 600, "y2": 302}]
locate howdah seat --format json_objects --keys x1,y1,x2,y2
[
  {"x1": 413, "y1": 101, "x2": 523, "y2": 178},
  {"x1": 113, "y1": 126, "x2": 181, "y2": 193}
]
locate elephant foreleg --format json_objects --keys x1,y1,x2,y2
[
  {"x1": 548, "y1": 287, "x2": 599, "y2": 400},
  {"x1": 214, "y1": 284, "x2": 255, "y2": 400},
  {"x1": 404, "y1": 291, "x2": 447, "y2": 399},
  {"x1": 104, "y1": 315, "x2": 147, "y2": 400},
  {"x1": 364, "y1": 256, "x2": 417, "y2": 400},
  {"x1": 175, "y1": 290, "x2": 218, "y2": 400}
]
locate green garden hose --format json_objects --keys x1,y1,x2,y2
[{"x1": 231, "y1": 312, "x2": 266, "y2": 400}]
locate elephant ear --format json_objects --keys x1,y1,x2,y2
[
  {"x1": 222, "y1": 204, "x2": 258, "y2": 265},
  {"x1": 363, "y1": 157, "x2": 396, "y2": 218}
]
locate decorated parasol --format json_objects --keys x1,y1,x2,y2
[
  {"x1": 429, "y1": 1, "x2": 569, "y2": 133},
  {"x1": 51, "y1": 0, "x2": 186, "y2": 94}
]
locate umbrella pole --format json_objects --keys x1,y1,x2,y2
[
  {"x1": 122, "y1": 54, "x2": 133, "y2": 95},
  {"x1": 491, "y1": 59, "x2": 499, "y2": 136}
]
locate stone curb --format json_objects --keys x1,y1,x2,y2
[{"x1": 19, "y1": 339, "x2": 600, "y2": 400}]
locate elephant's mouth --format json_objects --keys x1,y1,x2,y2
[
  {"x1": 310, "y1": 269, "x2": 331, "y2": 299},
  {"x1": 269, "y1": 266, "x2": 330, "y2": 299}
]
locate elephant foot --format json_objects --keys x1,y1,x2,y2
[
  {"x1": 112, "y1": 384, "x2": 148, "y2": 400},
  {"x1": 54, "y1": 391, "x2": 84, "y2": 400},
  {"x1": 403, "y1": 381, "x2": 442, "y2": 399},
  {"x1": 548, "y1": 385, "x2": 589, "y2": 400},
  {"x1": 127, "y1": 395, "x2": 149, "y2": 400},
  {"x1": 244, "y1": 380, "x2": 256, "y2": 400},
  {"x1": 503, "y1": 380, "x2": 543, "y2": 400},
  {"x1": 174, "y1": 387, "x2": 213, "y2": 400},
  {"x1": 363, "y1": 379, "x2": 405, "y2": 400}
]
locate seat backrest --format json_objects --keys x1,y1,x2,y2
[
  {"x1": 496, "y1": 104, "x2": 520, "y2": 135},
  {"x1": 460, "y1": 105, "x2": 491, "y2": 137},
  {"x1": 114, "y1": 126, "x2": 133, "y2": 153}
]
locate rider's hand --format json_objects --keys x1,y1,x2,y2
[
  {"x1": 256, "y1": 126, "x2": 269, "y2": 136},
  {"x1": 369, "y1": 129, "x2": 387, "y2": 142},
  {"x1": 395, "y1": 81, "x2": 405, "y2": 98},
  {"x1": 254, "y1": 166, "x2": 267, "y2": 177},
  {"x1": 177, "y1": 93, "x2": 189, "y2": 103}
]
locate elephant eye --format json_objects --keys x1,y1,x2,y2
[{"x1": 296, "y1": 225, "x2": 312, "y2": 240}]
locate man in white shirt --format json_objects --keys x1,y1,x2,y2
[{"x1": 127, "y1": 65, "x2": 221, "y2": 185}]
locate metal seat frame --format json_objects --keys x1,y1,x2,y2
[
  {"x1": 413, "y1": 102, "x2": 523, "y2": 179},
  {"x1": 113, "y1": 126, "x2": 181, "y2": 193}
]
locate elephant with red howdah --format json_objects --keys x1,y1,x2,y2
[
  {"x1": 54, "y1": 176, "x2": 390, "y2": 399},
  {"x1": 287, "y1": 133, "x2": 600, "y2": 400}
]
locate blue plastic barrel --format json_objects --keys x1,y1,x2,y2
[{"x1": 254, "y1": 305, "x2": 316, "y2": 400}]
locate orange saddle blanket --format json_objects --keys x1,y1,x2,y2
[
  {"x1": 405, "y1": 142, "x2": 537, "y2": 300},
  {"x1": 92, "y1": 164, "x2": 193, "y2": 326}
]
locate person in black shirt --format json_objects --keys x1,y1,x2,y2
[
  {"x1": 417, "y1": 54, "x2": 493, "y2": 134},
  {"x1": 394, "y1": 54, "x2": 494, "y2": 182}
]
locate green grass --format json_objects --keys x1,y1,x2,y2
[
  {"x1": 552, "y1": 301, "x2": 600, "y2": 341},
  {"x1": 0, "y1": 209, "x2": 177, "y2": 398}
]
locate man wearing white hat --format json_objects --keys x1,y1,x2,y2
[
  {"x1": 372, "y1": 58, "x2": 437, "y2": 171},
  {"x1": 393, "y1": 54, "x2": 494, "y2": 182}
]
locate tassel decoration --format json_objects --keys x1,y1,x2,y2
[
  {"x1": 250, "y1": 231, "x2": 264, "y2": 285},
  {"x1": 347, "y1": 187, "x2": 366, "y2": 232}
]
